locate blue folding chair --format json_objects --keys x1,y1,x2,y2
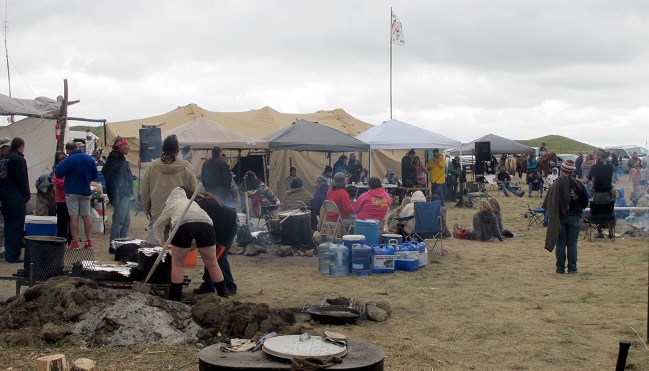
[{"x1": 399, "y1": 201, "x2": 443, "y2": 255}]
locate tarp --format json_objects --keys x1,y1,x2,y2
[
  {"x1": 163, "y1": 117, "x2": 268, "y2": 149},
  {"x1": 356, "y1": 119, "x2": 461, "y2": 150},
  {"x1": 0, "y1": 94, "x2": 60, "y2": 118},
  {"x1": 449, "y1": 133, "x2": 535, "y2": 156},
  {"x1": 264, "y1": 119, "x2": 369, "y2": 152}
]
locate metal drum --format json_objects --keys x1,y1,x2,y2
[{"x1": 279, "y1": 210, "x2": 312, "y2": 245}]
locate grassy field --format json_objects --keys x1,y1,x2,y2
[{"x1": 0, "y1": 176, "x2": 647, "y2": 370}]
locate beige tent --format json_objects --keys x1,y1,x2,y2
[{"x1": 105, "y1": 104, "x2": 374, "y2": 199}]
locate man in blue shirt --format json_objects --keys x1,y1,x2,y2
[{"x1": 55, "y1": 141, "x2": 98, "y2": 249}]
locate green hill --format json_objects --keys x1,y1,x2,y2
[{"x1": 517, "y1": 135, "x2": 596, "y2": 155}]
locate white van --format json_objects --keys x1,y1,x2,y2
[{"x1": 604, "y1": 145, "x2": 648, "y2": 172}]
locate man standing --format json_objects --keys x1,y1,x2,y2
[
  {"x1": 284, "y1": 167, "x2": 299, "y2": 189},
  {"x1": 0, "y1": 137, "x2": 11, "y2": 259},
  {"x1": 587, "y1": 148, "x2": 615, "y2": 205},
  {"x1": 575, "y1": 152, "x2": 584, "y2": 178},
  {"x1": 201, "y1": 146, "x2": 232, "y2": 201},
  {"x1": 0, "y1": 137, "x2": 29, "y2": 262},
  {"x1": 346, "y1": 153, "x2": 363, "y2": 184},
  {"x1": 447, "y1": 156, "x2": 462, "y2": 202},
  {"x1": 496, "y1": 166, "x2": 525, "y2": 197},
  {"x1": 401, "y1": 149, "x2": 416, "y2": 188},
  {"x1": 102, "y1": 136, "x2": 133, "y2": 253},
  {"x1": 55, "y1": 141, "x2": 98, "y2": 249},
  {"x1": 427, "y1": 149, "x2": 447, "y2": 205}
]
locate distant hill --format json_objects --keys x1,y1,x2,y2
[{"x1": 517, "y1": 135, "x2": 596, "y2": 155}]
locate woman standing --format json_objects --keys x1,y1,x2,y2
[
  {"x1": 52, "y1": 152, "x2": 71, "y2": 243},
  {"x1": 413, "y1": 156, "x2": 427, "y2": 188},
  {"x1": 153, "y1": 187, "x2": 227, "y2": 300}
]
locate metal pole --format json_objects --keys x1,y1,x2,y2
[{"x1": 389, "y1": 8, "x2": 393, "y2": 120}]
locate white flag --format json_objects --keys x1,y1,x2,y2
[{"x1": 391, "y1": 11, "x2": 404, "y2": 45}]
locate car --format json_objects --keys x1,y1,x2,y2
[
  {"x1": 550, "y1": 154, "x2": 578, "y2": 169},
  {"x1": 604, "y1": 145, "x2": 648, "y2": 172}
]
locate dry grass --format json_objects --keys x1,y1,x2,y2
[{"x1": 1, "y1": 177, "x2": 648, "y2": 370}]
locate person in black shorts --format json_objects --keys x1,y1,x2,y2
[{"x1": 153, "y1": 187, "x2": 227, "y2": 300}]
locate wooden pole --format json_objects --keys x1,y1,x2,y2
[{"x1": 56, "y1": 79, "x2": 69, "y2": 152}]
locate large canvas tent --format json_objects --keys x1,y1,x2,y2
[
  {"x1": 449, "y1": 134, "x2": 535, "y2": 156},
  {"x1": 264, "y1": 119, "x2": 369, "y2": 152},
  {"x1": 163, "y1": 117, "x2": 268, "y2": 149},
  {"x1": 105, "y1": 104, "x2": 373, "y2": 199}
]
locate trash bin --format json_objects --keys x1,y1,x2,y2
[{"x1": 24, "y1": 236, "x2": 67, "y2": 281}]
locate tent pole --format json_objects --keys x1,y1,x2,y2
[
  {"x1": 237, "y1": 150, "x2": 241, "y2": 183},
  {"x1": 102, "y1": 119, "x2": 107, "y2": 148}
]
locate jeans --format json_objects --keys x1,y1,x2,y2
[
  {"x1": 431, "y1": 183, "x2": 446, "y2": 206},
  {"x1": 0, "y1": 193, "x2": 27, "y2": 262},
  {"x1": 202, "y1": 221, "x2": 239, "y2": 292},
  {"x1": 528, "y1": 184, "x2": 543, "y2": 196},
  {"x1": 555, "y1": 215, "x2": 582, "y2": 272},
  {"x1": 109, "y1": 196, "x2": 131, "y2": 245},
  {"x1": 499, "y1": 183, "x2": 523, "y2": 197}
]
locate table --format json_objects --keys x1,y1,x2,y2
[
  {"x1": 345, "y1": 184, "x2": 397, "y2": 199},
  {"x1": 198, "y1": 340, "x2": 384, "y2": 370}
]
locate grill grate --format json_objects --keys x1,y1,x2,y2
[{"x1": 302, "y1": 297, "x2": 364, "y2": 315}]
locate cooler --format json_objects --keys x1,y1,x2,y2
[
  {"x1": 354, "y1": 219, "x2": 380, "y2": 246},
  {"x1": 25, "y1": 216, "x2": 57, "y2": 237}
]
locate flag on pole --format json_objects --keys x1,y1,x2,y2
[{"x1": 391, "y1": 11, "x2": 404, "y2": 45}]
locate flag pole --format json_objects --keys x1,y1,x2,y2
[{"x1": 389, "y1": 7, "x2": 393, "y2": 120}]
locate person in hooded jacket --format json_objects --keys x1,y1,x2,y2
[
  {"x1": 153, "y1": 187, "x2": 227, "y2": 300},
  {"x1": 383, "y1": 169, "x2": 402, "y2": 186},
  {"x1": 102, "y1": 136, "x2": 134, "y2": 253},
  {"x1": 141, "y1": 135, "x2": 197, "y2": 245},
  {"x1": 470, "y1": 200, "x2": 504, "y2": 242},
  {"x1": 545, "y1": 167, "x2": 559, "y2": 187},
  {"x1": 353, "y1": 177, "x2": 392, "y2": 222},
  {"x1": 399, "y1": 190, "x2": 426, "y2": 234}
]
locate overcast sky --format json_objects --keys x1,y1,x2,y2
[{"x1": 3, "y1": 0, "x2": 649, "y2": 148}]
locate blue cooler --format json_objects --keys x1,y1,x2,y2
[
  {"x1": 25, "y1": 216, "x2": 57, "y2": 237},
  {"x1": 381, "y1": 234, "x2": 403, "y2": 245},
  {"x1": 354, "y1": 219, "x2": 380, "y2": 246}
]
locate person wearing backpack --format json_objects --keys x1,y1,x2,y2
[{"x1": 543, "y1": 160, "x2": 589, "y2": 274}]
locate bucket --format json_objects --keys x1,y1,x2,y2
[
  {"x1": 279, "y1": 210, "x2": 312, "y2": 245},
  {"x1": 381, "y1": 234, "x2": 403, "y2": 245},
  {"x1": 351, "y1": 243, "x2": 372, "y2": 276},
  {"x1": 184, "y1": 248, "x2": 198, "y2": 267},
  {"x1": 342, "y1": 235, "x2": 365, "y2": 272},
  {"x1": 24, "y1": 236, "x2": 66, "y2": 281},
  {"x1": 354, "y1": 219, "x2": 380, "y2": 246},
  {"x1": 371, "y1": 244, "x2": 395, "y2": 274}
]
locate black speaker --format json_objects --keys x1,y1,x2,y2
[
  {"x1": 139, "y1": 127, "x2": 162, "y2": 163},
  {"x1": 475, "y1": 141, "x2": 491, "y2": 162}
]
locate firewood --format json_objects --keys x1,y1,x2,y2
[
  {"x1": 70, "y1": 358, "x2": 96, "y2": 371},
  {"x1": 35, "y1": 354, "x2": 67, "y2": 371}
]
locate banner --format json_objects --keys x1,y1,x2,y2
[{"x1": 391, "y1": 11, "x2": 404, "y2": 45}]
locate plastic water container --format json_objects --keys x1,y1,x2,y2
[
  {"x1": 329, "y1": 240, "x2": 349, "y2": 276},
  {"x1": 318, "y1": 236, "x2": 333, "y2": 274},
  {"x1": 371, "y1": 244, "x2": 395, "y2": 274},
  {"x1": 417, "y1": 242, "x2": 428, "y2": 268},
  {"x1": 381, "y1": 234, "x2": 403, "y2": 245},
  {"x1": 342, "y1": 235, "x2": 365, "y2": 272},
  {"x1": 351, "y1": 243, "x2": 372, "y2": 276},
  {"x1": 354, "y1": 219, "x2": 380, "y2": 246},
  {"x1": 395, "y1": 242, "x2": 419, "y2": 272}
]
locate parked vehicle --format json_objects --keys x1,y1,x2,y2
[
  {"x1": 604, "y1": 145, "x2": 648, "y2": 172},
  {"x1": 550, "y1": 154, "x2": 578, "y2": 169}
]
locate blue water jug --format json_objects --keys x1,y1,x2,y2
[
  {"x1": 352, "y1": 243, "x2": 372, "y2": 276},
  {"x1": 318, "y1": 236, "x2": 332, "y2": 274},
  {"x1": 329, "y1": 239, "x2": 349, "y2": 276},
  {"x1": 371, "y1": 244, "x2": 395, "y2": 274}
]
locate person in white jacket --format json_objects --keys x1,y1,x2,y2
[
  {"x1": 545, "y1": 167, "x2": 559, "y2": 187},
  {"x1": 153, "y1": 187, "x2": 227, "y2": 301},
  {"x1": 399, "y1": 190, "x2": 427, "y2": 234}
]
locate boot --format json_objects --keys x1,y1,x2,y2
[
  {"x1": 214, "y1": 280, "x2": 228, "y2": 298},
  {"x1": 169, "y1": 282, "x2": 183, "y2": 301}
]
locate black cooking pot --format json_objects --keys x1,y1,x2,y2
[
  {"x1": 305, "y1": 306, "x2": 362, "y2": 325},
  {"x1": 267, "y1": 219, "x2": 280, "y2": 236}
]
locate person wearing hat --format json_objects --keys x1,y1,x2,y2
[
  {"x1": 284, "y1": 177, "x2": 312, "y2": 207},
  {"x1": 383, "y1": 169, "x2": 402, "y2": 186},
  {"x1": 55, "y1": 141, "x2": 99, "y2": 249},
  {"x1": 0, "y1": 137, "x2": 11, "y2": 259},
  {"x1": 325, "y1": 172, "x2": 355, "y2": 225},
  {"x1": 0, "y1": 137, "x2": 30, "y2": 262},
  {"x1": 102, "y1": 136, "x2": 134, "y2": 253},
  {"x1": 587, "y1": 148, "x2": 615, "y2": 205},
  {"x1": 346, "y1": 153, "x2": 363, "y2": 184},
  {"x1": 92, "y1": 149, "x2": 105, "y2": 166},
  {"x1": 542, "y1": 160, "x2": 588, "y2": 274},
  {"x1": 401, "y1": 149, "x2": 417, "y2": 188},
  {"x1": 201, "y1": 146, "x2": 232, "y2": 202},
  {"x1": 447, "y1": 156, "x2": 462, "y2": 202},
  {"x1": 427, "y1": 149, "x2": 447, "y2": 205}
]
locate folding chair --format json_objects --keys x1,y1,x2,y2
[
  {"x1": 399, "y1": 201, "x2": 443, "y2": 255},
  {"x1": 583, "y1": 202, "x2": 616, "y2": 242},
  {"x1": 526, "y1": 203, "x2": 545, "y2": 227},
  {"x1": 462, "y1": 182, "x2": 489, "y2": 207},
  {"x1": 319, "y1": 200, "x2": 350, "y2": 239}
]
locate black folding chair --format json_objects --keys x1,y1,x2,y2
[{"x1": 583, "y1": 202, "x2": 616, "y2": 242}]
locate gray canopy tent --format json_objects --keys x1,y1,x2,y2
[
  {"x1": 449, "y1": 133, "x2": 535, "y2": 156},
  {"x1": 264, "y1": 119, "x2": 370, "y2": 152}
]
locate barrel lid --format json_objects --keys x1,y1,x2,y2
[
  {"x1": 262, "y1": 335, "x2": 347, "y2": 360},
  {"x1": 342, "y1": 235, "x2": 365, "y2": 240}
]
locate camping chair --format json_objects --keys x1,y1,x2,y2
[
  {"x1": 483, "y1": 174, "x2": 499, "y2": 191},
  {"x1": 462, "y1": 181, "x2": 489, "y2": 208},
  {"x1": 583, "y1": 202, "x2": 616, "y2": 242},
  {"x1": 475, "y1": 175, "x2": 492, "y2": 196},
  {"x1": 319, "y1": 200, "x2": 350, "y2": 239},
  {"x1": 526, "y1": 203, "x2": 545, "y2": 227},
  {"x1": 398, "y1": 200, "x2": 443, "y2": 255}
]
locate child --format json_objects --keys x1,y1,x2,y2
[{"x1": 640, "y1": 162, "x2": 648, "y2": 187}]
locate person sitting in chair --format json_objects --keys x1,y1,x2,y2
[
  {"x1": 398, "y1": 190, "x2": 426, "y2": 234},
  {"x1": 239, "y1": 170, "x2": 279, "y2": 219},
  {"x1": 326, "y1": 172, "x2": 355, "y2": 225},
  {"x1": 545, "y1": 167, "x2": 559, "y2": 187},
  {"x1": 284, "y1": 177, "x2": 312, "y2": 207},
  {"x1": 384, "y1": 169, "x2": 402, "y2": 186},
  {"x1": 527, "y1": 170, "x2": 544, "y2": 198},
  {"x1": 496, "y1": 166, "x2": 525, "y2": 197},
  {"x1": 353, "y1": 177, "x2": 391, "y2": 222}
]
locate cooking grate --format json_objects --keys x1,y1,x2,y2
[{"x1": 302, "y1": 297, "x2": 364, "y2": 315}]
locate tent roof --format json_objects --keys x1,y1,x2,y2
[
  {"x1": 264, "y1": 119, "x2": 369, "y2": 152},
  {"x1": 449, "y1": 133, "x2": 535, "y2": 155},
  {"x1": 163, "y1": 117, "x2": 268, "y2": 149},
  {"x1": 0, "y1": 94, "x2": 60, "y2": 118},
  {"x1": 355, "y1": 119, "x2": 461, "y2": 150}
]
